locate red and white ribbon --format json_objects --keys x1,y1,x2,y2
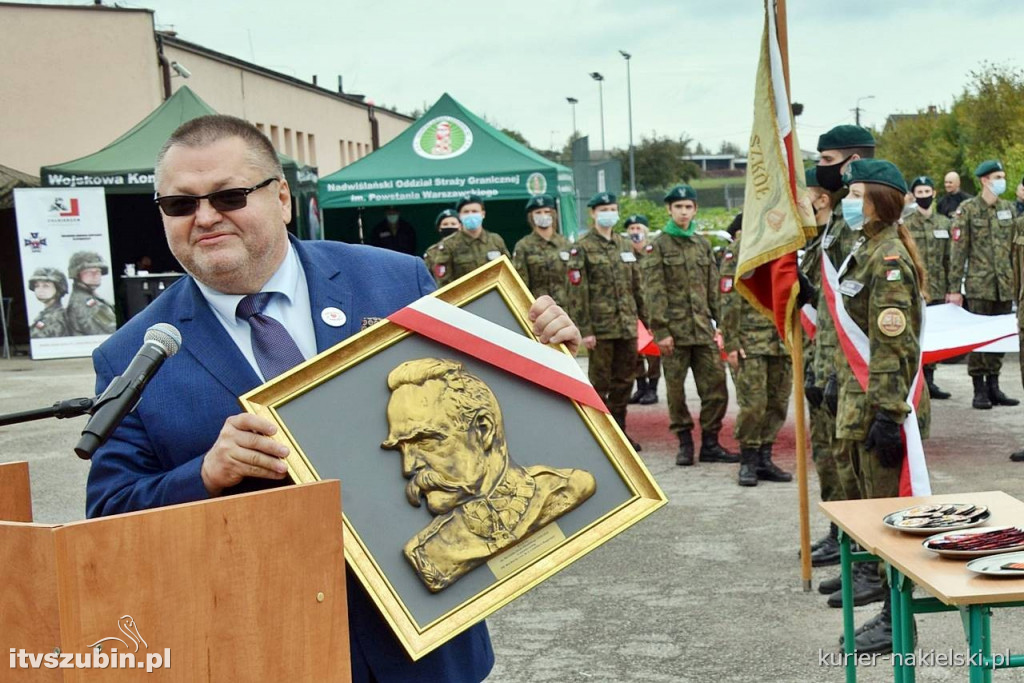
[
  {"x1": 821, "y1": 242, "x2": 931, "y2": 497},
  {"x1": 388, "y1": 296, "x2": 607, "y2": 412}
]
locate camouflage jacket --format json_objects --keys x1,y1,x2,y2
[
  {"x1": 949, "y1": 196, "x2": 1017, "y2": 301},
  {"x1": 1010, "y1": 216, "x2": 1024, "y2": 323},
  {"x1": 811, "y1": 203, "x2": 859, "y2": 388},
  {"x1": 65, "y1": 282, "x2": 116, "y2": 335},
  {"x1": 512, "y1": 231, "x2": 572, "y2": 306},
  {"x1": 30, "y1": 302, "x2": 68, "y2": 338},
  {"x1": 430, "y1": 229, "x2": 510, "y2": 285},
  {"x1": 567, "y1": 229, "x2": 645, "y2": 339},
  {"x1": 641, "y1": 232, "x2": 719, "y2": 347},
  {"x1": 834, "y1": 225, "x2": 926, "y2": 440},
  {"x1": 720, "y1": 236, "x2": 786, "y2": 357},
  {"x1": 902, "y1": 210, "x2": 951, "y2": 303},
  {"x1": 800, "y1": 227, "x2": 825, "y2": 360}
]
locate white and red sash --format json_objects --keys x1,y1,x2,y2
[
  {"x1": 820, "y1": 239, "x2": 931, "y2": 496},
  {"x1": 388, "y1": 296, "x2": 608, "y2": 412}
]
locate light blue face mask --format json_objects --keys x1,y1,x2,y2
[
  {"x1": 990, "y1": 178, "x2": 1007, "y2": 196},
  {"x1": 461, "y1": 213, "x2": 483, "y2": 230},
  {"x1": 841, "y1": 197, "x2": 865, "y2": 230},
  {"x1": 595, "y1": 210, "x2": 619, "y2": 228}
]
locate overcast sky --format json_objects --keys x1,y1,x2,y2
[{"x1": 44, "y1": 0, "x2": 1024, "y2": 154}]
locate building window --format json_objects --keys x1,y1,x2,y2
[
  {"x1": 255, "y1": 122, "x2": 265, "y2": 134},
  {"x1": 283, "y1": 128, "x2": 294, "y2": 156},
  {"x1": 339, "y1": 140, "x2": 347, "y2": 167},
  {"x1": 296, "y1": 132, "x2": 306, "y2": 163},
  {"x1": 270, "y1": 125, "x2": 280, "y2": 150},
  {"x1": 347, "y1": 141, "x2": 355, "y2": 166},
  {"x1": 308, "y1": 133, "x2": 317, "y2": 166}
]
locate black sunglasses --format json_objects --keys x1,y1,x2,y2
[{"x1": 154, "y1": 177, "x2": 279, "y2": 217}]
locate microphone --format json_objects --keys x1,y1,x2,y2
[{"x1": 75, "y1": 323, "x2": 181, "y2": 460}]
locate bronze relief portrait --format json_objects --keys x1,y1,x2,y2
[{"x1": 381, "y1": 358, "x2": 596, "y2": 592}]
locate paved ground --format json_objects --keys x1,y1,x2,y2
[{"x1": 3, "y1": 353, "x2": 1024, "y2": 682}]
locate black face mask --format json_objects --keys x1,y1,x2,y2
[
  {"x1": 915, "y1": 195, "x2": 934, "y2": 210},
  {"x1": 439, "y1": 227, "x2": 459, "y2": 238},
  {"x1": 816, "y1": 156, "x2": 852, "y2": 193}
]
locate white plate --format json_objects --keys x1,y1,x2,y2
[
  {"x1": 882, "y1": 504, "x2": 990, "y2": 535},
  {"x1": 922, "y1": 526, "x2": 1024, "y2": 557},
  {"x1": 966, "y1": 551, "x2": 1024, "y2": 577}
]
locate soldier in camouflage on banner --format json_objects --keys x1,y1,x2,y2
[
  {"x1": 567, "y1": 192, "x2": 646, "y2": 450},
  {"x1": 625, "y1": 214, "x2": 660, "y2": 405},
  {"x1": 948, "y1": 160, "x2": 1020, "y2": 409},
  {"x1": 27, "y1": 267, "x2": 69, "y2": 338},
  {"x1": 430, "y1": 194, "x2": 510, "y2": 286},
  {"x1": 642, "y1": 185, "x2": 736, "y2": 466},
  {"x1": 904, "y1": 175, "x2": 953, "y2": 399},
  {"x1": 512, "y1": 194, "x2": 571, "y2": 307},
  {"x1": 719, "y1": 226, "x2": 793, "y2": 487},
  {"x1": 423, "y1": 209, "x2": 461, "y2": 280},
  {"x1": 65, "y1": 251, "x2": 116, "y2": 336}
]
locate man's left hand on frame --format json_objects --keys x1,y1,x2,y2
[{"x1": 529, "y1": 295, "x2": 581, "y2": 355}]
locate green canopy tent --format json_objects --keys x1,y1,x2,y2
[{"x1": 318, "y1": 93, "x2": 577, "y2": 252}]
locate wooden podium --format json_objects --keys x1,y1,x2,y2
[{"x1": 0, "y1": 461, "x2": 350, "y2": 681}]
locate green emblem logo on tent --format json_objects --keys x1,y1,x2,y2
[
  {"x1": 413, "y1": 116, "x2": 473, "y2": 160},
  {"x1": 526, "y1": 173, "x2": 547, "y2": 196}
]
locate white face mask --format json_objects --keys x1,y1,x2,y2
[
  {"x1": 595, "y1": 211, "x2": 619, "y2": 228},
  {"x1": 533, "y1": 214, "x2": 554, "y2": 229},
  {"x1": 989, "y1": 178, "x2": 1007, "y2": 196}
]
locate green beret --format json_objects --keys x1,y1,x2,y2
[
  {"x1": 804, "y1": 167, "x2": 820, "y2": 188},
  {"x1": 973, "y1": 160, "x2": 1004, "y2": 178},
  {"x1": 525, "y1": 194, "x2": 556, "y2": 213},
  {"x1": 624, "y1": 214, "x2": 649, "y2": 228},
  {"x1": 455, "y1": 193, "x2": 484, "y2": 211},
  {"x1": 842, "y1": 159, "x2": 908, "y2": 194},
  {"x1": 435, "y1": 208, "x2": 460, "y2": 228},
  {"x1": 910, "y1": 176, "x2": 933, "y2": 190},
  {"x1": 664, "y1": 184, "x2": 698, "y2": 203},
  {"x1": 817, "y1": 125, "x2": 875, "y2": 152},
  {"x1": 587, "y1": 192, "x2": 617, "y2": 208}
]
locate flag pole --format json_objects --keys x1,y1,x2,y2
[{"x1": 774, "y1": 0, "x2": 812, "y2": 591}]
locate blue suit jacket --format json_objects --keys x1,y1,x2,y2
[{"x1": 86, "y1": 237, "x2": 494, "y2": 683}]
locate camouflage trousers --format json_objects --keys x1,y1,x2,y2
[
  {"x1": 966, "y1": 299, "x2": 1013, "y2": 376},
  {"x1": 836, "y1": 437, "x2": 900, "y2": 501},
  {"x1": 633, "y1": 354, "x2": 661, "y2": 381},
  {"x1": 663, "y1": 344, "x2": 728, "y2": 434},
  {"x1": 809, "y1": 402, "x2": 841, "y2": 502},
  {"x1": 589, "y1": 338, "x2": 638, "y2": 416},
  {"x1": 732, "y1": 354, "x2": 791, "y2": 449}
]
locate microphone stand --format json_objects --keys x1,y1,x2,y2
[{"x1": 0, "y1": 397, "x2": 96, "y2": 427}]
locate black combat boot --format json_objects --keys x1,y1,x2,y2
[
  {"x1": 827, "y1": 562, "x2": 886, "y2": 607},
  {"x1": 810, "y1": 522, "x2": 840, "y2": 567},
  {"x1": 698, "y1": 431, "x2": 739, "y2": 463},
  {"x1": 676, "y1": 430, "x2": 695, "y2": 466},
  {"x1": 613, "y1": 411, "x2": 641, "y2": 451},
  {"x1": 988, "y1": 374, "x2": 1020, "y2": 406},
  {"x1": 639, "y1": 378, "x2": 659, "y2": 405},
  {"x1": 818, "y1": 574, "x2": 842, "y2": 595},
  {"x1": 738, "y1": 447, "x2": 758, "y2": 486},
  {"x1": 1011, "y1": 449, "x2": 1024, "y2": 462},
  {"x1": 628, "y1": 378, "x2": 648, "y2": 404},
  {"x1": 924, "y1": 367, "x2": 951, "y2": 400},
  {"x1": 972, "y1": 375, "x2": 992, "y2": 409},
  {"x1": 755, "y1": 443, "x2": 793, "y2": 482}
]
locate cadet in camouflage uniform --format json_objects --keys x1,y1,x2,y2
[
  {"x1": 948, "y1": 160, "x2": 1020, "y2": 409},
  {"x1": 720, "y1": 231, "x2": 793, "y2": 486},
  {"x1": 431, "y1": 194, "x2": 510, "y2": 286},
  {"x1": 625, "y1": 214, "x2": 660, "y2": 405},
  {"x1": 65, "y1": 251, "x2": 116, "y2": 336},
  {"x1": 27, "y1": 267, "x2": 69, "y2": 339},
  {"x1": 1009, "y1": 199, "x2": 1024, "y2": 462},
  {"x1": 642, "y1": 185, "x2": 735, "y2": 466},
  {"x1": 904, "y1": 175, "x2": 953, "y2": 399},
  {"x1": 423, "y1": 209, "x2": 462, "y2": 280},
  {"x1": 568, "y1": 192, "x2": 646, "y2": 449},
  {"x1": 512, "y1": 194, "x2": 571, "y2": 307},
  {"x1": 834, "y1": 160, "x2": 929, "y2": 653}
]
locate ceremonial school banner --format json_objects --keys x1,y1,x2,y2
[{"x1": 14, "y1": 187, "x2": 115, "y2": 360}]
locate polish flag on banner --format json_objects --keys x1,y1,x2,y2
[
  {"x1": 821, "y1": 251, "x2": 930, "y2": 497},
  {"x1": 637, "y1": 320, "x2": 660, "y2": 356},
  {"x1": 921, "y1": 303, "x2": 1018, "y2": 364},
  {"x1": 388, "y1": 296, "x2": 608, "y2": 412},
  {"x1": 734, "y1": 1, "x2": 816, "y2": 343}
]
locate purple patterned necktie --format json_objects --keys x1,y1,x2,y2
[{"x1": 236, "y1": 292, "x2": 305, "y2": 380}]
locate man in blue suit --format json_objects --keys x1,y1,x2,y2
[{"x1": 86, "y1": 115, "x2": 581, "y2": 682}]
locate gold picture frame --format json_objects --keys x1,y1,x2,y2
[{"x1": 240, "y1": 257, "x2": 666, "y2": 660}]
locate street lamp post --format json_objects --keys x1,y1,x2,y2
[
  {"x1": 853, "y1": 95, "x2": 875, "y2": 127},
  {"x1": 566, "y1": 97, "x2": 578, "y2": 142},
  {"x1": 619, "y1": 50, "x2": 635, "y2": 197},
  {"x1": 589, "y1": 72, "x2": 605, "y2": 155}
]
